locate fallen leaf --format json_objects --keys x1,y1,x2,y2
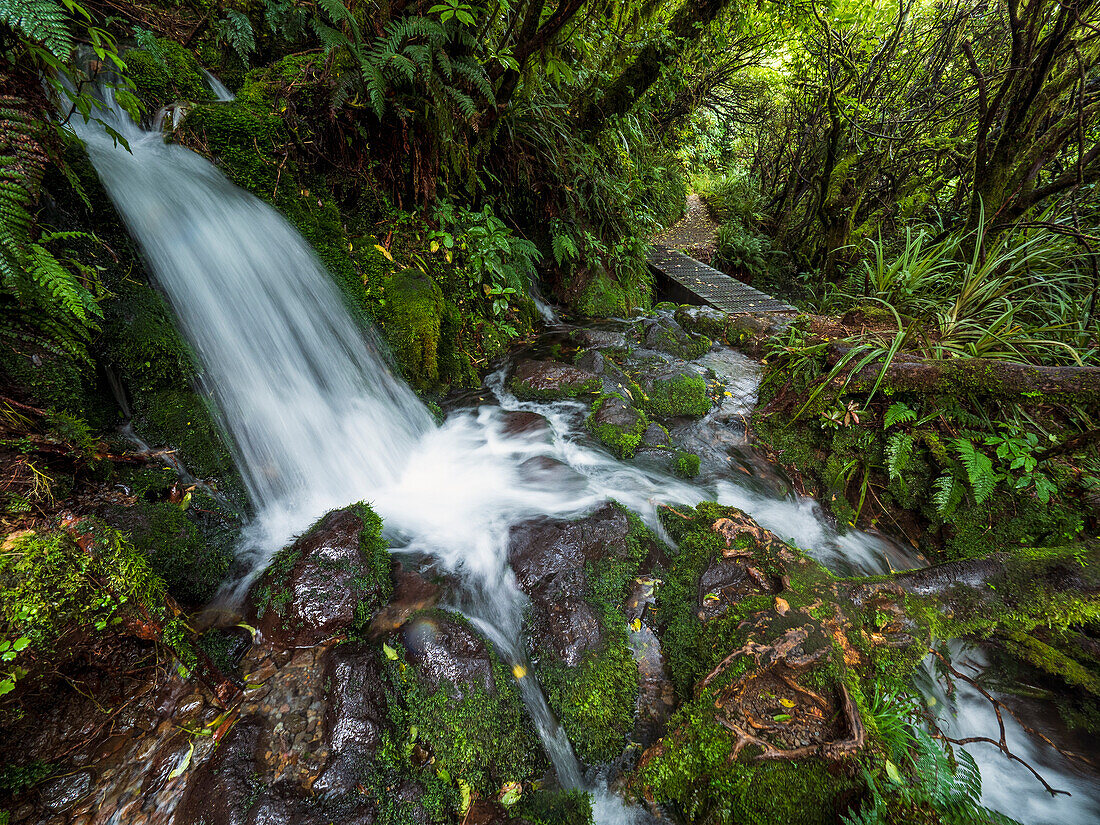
[
  {"x1": 512, "y1": 664, "x2": 527, "y2": 679},
  {"x1": 775, "y1": 597, "x2": 790, "y2": 615}
]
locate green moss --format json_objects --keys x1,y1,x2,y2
[
  {"x1": 538, "y1": 505, "x2": 654, "y2": 763},
  {"x1": 122, "y1": 38, "x2": 214, "y2": 110},
  {"x1": 0, "y1": 340, "x2": 97, "y2": 420},
  {"x1": 384, "y1": 616, "x2": 544, "y2": 796},
  {"x1": 436, "y1": 301, "x2": 481, "y2": 389},
  {"x1": 380, "y1": 268, "x2": 444, "y2": 391},
  {"x1": 514, "y1": 789, "x2": 593, "y2": 825},
  {"x1": 635, "y1": 702, "x2": 853, "y2": 825},
  {"x1": 100, "y1": 496, "x2": 236, "y2": 605},
  {"x1": 674, "y1": 450, "x2": 701, "y2": 479},
  {"x1": 575, "y1": 268, "x2": 650, "y2": 318},
  {"x1": 131, "y1": 388, "x2": 239, "y2": 495},
  {"x1": 586, "y1": 393, "x2": 648, "y2": 458},
  {"x1": 541, "y1": 636, "x2": 638, "y2": 763},
  {"x1": 644, "y1": 372, "x2": 711, "y2": 417},
  {"x1": 510, "y1": 370, "x2": 600, "y2": 401}
]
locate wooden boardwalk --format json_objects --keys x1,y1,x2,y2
[{"x1": 648, "y1": 245, "x2": 796, "y2": 315}]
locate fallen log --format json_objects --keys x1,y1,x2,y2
[{"x1": 828, "y1": 345, "x2": 1100, "y2": 405}]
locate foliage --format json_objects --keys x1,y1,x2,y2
[{"x1": 0, "y1": 522, "x2": 168, "y2": 696}]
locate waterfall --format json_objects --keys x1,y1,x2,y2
[{"x1": 72, "y1": 87, "x2": 436, "y2": 575}]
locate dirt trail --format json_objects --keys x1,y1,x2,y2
[{"x1": 655, "y1": 193, "x2": 720, "y2": 262}]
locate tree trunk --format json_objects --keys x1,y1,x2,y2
[{"x1": 576, "y1": 0, "x2": 733, "y2": 137}]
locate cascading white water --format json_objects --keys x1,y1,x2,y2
[
  {"x1": 71, "y1": 75, "x2": 1096, "y2": 825},
  {"x1": 72, "y1": 85, "x2": 436, "y2": 583}
]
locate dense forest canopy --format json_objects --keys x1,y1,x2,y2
[{"x1": 1, "y1": 0, "x2": 1100, "y2": 822}]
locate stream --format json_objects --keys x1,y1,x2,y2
[{"x1": 54, "y1": 74, "x2": 1100, "y2": 825}]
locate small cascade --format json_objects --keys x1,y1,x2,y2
[{"x1": 68, "y1": 73, "x2": 1095, "y2": 825}]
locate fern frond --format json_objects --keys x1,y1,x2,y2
[
  {"x1": 884, "y1": 401, "x2": 917, "y2": 428},
  {"x1": 215, "y1": 10, "x2": 256, "y2": 65},
  {"x1": 953, "y1": 437, "x2": 998, "y2": 504},
  {"x1": 886, "y1": 432, "x2": 914, "y2": 482},
  {"x1": 932, "y1": 473, "x2": 963, "y2": 517},
  {"x1": 0, "y1": 0, "x2": 73, "y2": 59}
]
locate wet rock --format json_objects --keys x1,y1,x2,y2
[
  {"x1": 176, "y1": 716, "x2": 264, "y2": 825},
  {"x1": 640, "y1": 421, "x2": 673, "y2": 449},
  {"x1": 369, "y1": 565, "x2": 442, "y2": 636},
  {"x1": 39, "y1": 770, "x2": 93, "y2": 813},
  {"x1": 500, "y1": 410, "x2": 551, "y2": 437},
  {"x1": 509, "y1": 503, "x2": 650, "y2": 663},
  {"x1": 401, "y1": 613, "x2": 495, "y2": 695},
  {"x1": 570, "y1": 328, "x2": 627, "y2": 351},
  {"x1": 322, "y1": 644, "x2": 389, "y2": 758},
  {"x1": 574, "y1": 349, "x2": 605, "y2": 375},
  {"x1": 643, "y1": 317, "x2": 711, "y2": 359},
  {"x1": 248, "y1": 507, "x2": 392, "y2": 648},
  {"x1": 587, "y1": 394, "x2": 648, "y2": 458},
  {"x1": 509, "y1": 360, "x2": 599, "y2": 401}
]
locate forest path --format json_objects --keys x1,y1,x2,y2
[{"x1": 654, "y1": 193, "x2": 720, "y2": 261}]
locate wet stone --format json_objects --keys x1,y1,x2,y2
[
  {"x1": 39, "y1": 770, "x2": 94, "y2": 813},
  {"x1": 248, "y1": 508, "x2": 389, "y2": 648},
  {"x1": 508, "y1": 359, "x2": 599, "y2": 401},
  {"x1": 401, "y1": 614, "x2": 495, "y2": 696}
]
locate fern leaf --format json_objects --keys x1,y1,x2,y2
[
  {"x1": 884, "y1": 401, "x2": 917, "y2": 428},
  {"x1": 932, "y1": 473, "x2": 963, "y2": 517},
  {"x1": 953, "y1": 437, "x2": 998, "y2": 504},
  {"x1": 0, "y1": 0, "x2": 73, "y2": 59},
  {"x1": 886, "y1": 432, "x2": 914, "y2": 482}
]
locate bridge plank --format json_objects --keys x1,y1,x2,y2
[{"x1": 648, "y1": 245, "x2": 796, "y2": 315}]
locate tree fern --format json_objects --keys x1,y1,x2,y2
[{"x1": 953, "y1": 437, "x2": 999, "y2": 504}]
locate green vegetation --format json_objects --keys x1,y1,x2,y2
[
  {"x1": 644, "y1": 373, "x2": 711, "y2": 418},
  {"x1": 587, "y1": 394, "x2": 649, "y2": 459}
]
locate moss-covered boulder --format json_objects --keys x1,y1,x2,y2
[
  {"x1": 642, "y1": 317, "x2": 711, "y2": 359},
  {"x1": 509, "y1": 360, "x2": 599, "y2": 401},
  {"x1": 508, "y1": 503, "x2": 658, "y2": 763},
  {"x1": 638, "y1": 502, "x2": 1100, "y2": 824},
  {"x1": 380, "y1": 267, "x2": 445, "y2": 391},
  {"x1": 122, "y1": 38, "x2": 214, "y2": 112},
  {"x1": 389, "y1": 611, "x2": 545, "y2": 796},
  {"x1": 587, "y1": 393, "x2": 648, "y2": 458},
  {"x1": 642, "y1": 368, "x2": 712, "y2": 418},
  {"x1": 248, "y1": 503, "x2": 393, "y2": 647}
]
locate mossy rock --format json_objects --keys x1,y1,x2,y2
[
  {"x1": 643, "y1": 319, "x2": 711, "y2": 359},
  {"x1": 177, "y1": 100, "x2": 283, "y2": 197},
  {"x1": 510, "y1": 360, "x2": 600, "y2": 401},
  {"x1": 386, "y1": 612, "x2": 545, "y2": 796},
  {"x1": 380, "y1": 268, "x2": 444, "y2": 391},
  {"x1": 540, "y1": 634, "x2": 638, "y2": 764},
  {"x1": 100, "y1": 495, "x2": 236, "y2": 605},
  {"x1": 575, "y1": 268, "x2": 650, "y2": 318},
  {"x1": 250, "y1": 503, "x2": 393, "y2": 646},
  {"x1": 643, "y1": 370, "x2": 711, "y2": 418},
  {"x1": 674, "y1": 450, "x2": 701, "y2": 479},
  {"x1": 122, "y1": 38, "x2": 214, "y2": 111},
  {"x1": 587, "y1": 393, "x2": 648, "y2": 458}
]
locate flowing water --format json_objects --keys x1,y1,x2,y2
[{"x1": 70, "y1": 77, "x2": 1099, "y2": 824}]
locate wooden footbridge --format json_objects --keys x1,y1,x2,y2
[
  {"x1": 650, "y1": 195, "x2": 796, "y2": 315},
  {"x1": 648, "y1": 245, "x2": 796, "y2": 315}
]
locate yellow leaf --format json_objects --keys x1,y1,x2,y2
[
  {"x1": 512, "y1": 664, "x2": 527, "y2": 679},
  {"x1": 383, "y1": 643, "x2": 399, "y2": 660},
  {"x1": 630, "y1": 618, "x2": 642, "y2": 632},
  {"x1": 775, "y1": 597, "x2": 790, "y2": 615},
  {"x1": 779, "y1": 697, "x2": 795, "y2": 708},
  {"x1": 168, "y1": 741, "x2": 194, "y2": 779},
  {"x1": 374, "y1": 244, "x2": 394, "y2": 262}
]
